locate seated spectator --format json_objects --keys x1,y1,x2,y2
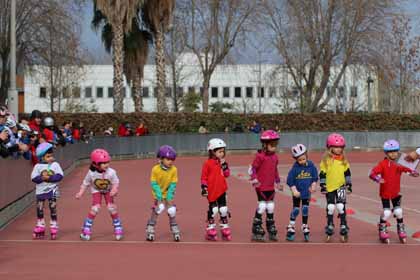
[
  {"x1": 118, "y1": 122, "x2": 133, "y2": 137},
  {"x1": 232, "y1": 123, "x2": 244, "y2": 133},
  {"x1": 198, "y1": 122, "x2": 208, "y2": 134},
  {"x1": 62, "y1": 121, "x2": 74, "y2": 144},
  {"x1": 104, "y1": 127, "x2": 114, "y2": 136},
  {"x1": 29, "y1": 110, "x2": 42, "y2": 132},
  {"x1": 249, "y1": 120, "x2": 262, "y2": 134},
  {"x1": 20, "y1": 117, "x2": 29, "y2": 125},
  {"x1": 72, "y1": 121, "x2": 81, "y2": 142},
  {"x1": 136, "y1": 121, "x2": 148, "y2": 136}
]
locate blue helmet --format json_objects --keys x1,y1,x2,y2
[
  {"x1": 383, "y1": 139, "x2": 400, "y2": 152},
  {"x1": 36, "y1": 142, "x2": 53, "y2": 161}
]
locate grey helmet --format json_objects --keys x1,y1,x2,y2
[{"x1": 43, "y1": 116, "x2": 54, "y2": 127}]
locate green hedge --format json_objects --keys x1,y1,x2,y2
[{"x1": 20, "y1": 112, "x2": 420, "y2": 134}]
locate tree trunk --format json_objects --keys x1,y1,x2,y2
[
  {"x1": 0, "y1": 56, "x2": 9, "y2": 104},
  {"x1": 202, "y1": 77, "x2": 210, "y2": 113},
  {"x1": 155, "y1": 26, "x2": 168, "y2": 112},
  {"x1": 132, "y1": 72, "x2": 143, "y2": 112},
  {"x1": 112, "y1": 23, "x2": 125, "y2": 113},
  {"x1": 171, "y1": 62, "x2": 178, "y2": 112}
]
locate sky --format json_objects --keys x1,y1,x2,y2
[{"x1": 80, "y1": 1, "x2": 420, "y2": 65}]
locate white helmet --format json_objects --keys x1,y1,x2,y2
[
  {"x1": 43, "y1": 116, "x2": 54, "y2": 127},
  {"x1": 207, "y1": 138, "x2": 227, "y2": 151},
  {"x1": 5, "y1": 117, "x2": 16, "y2": 128},
  {"x1": 291, "y1": 144, "x2": 307, "y2": 158},
  {"x1": 19, "y1": 123, "x2": 32, "y2": 132}
]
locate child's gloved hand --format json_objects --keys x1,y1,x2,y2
[
  {"x1": 410, "y1": 170, "x2": 419, "y2": 177},
  {"x1": 201, "y1": 184, "x2": 208, "y2": 197},
  {"x1": 320, "y1": 184, "x2": 327, "y2": 194},
  {"x1": 346, "y1": 184, "x2": 352, "y2": 194},
  {"x1": 250, "y1": 178, "x2": 260, "y2": 188},
  {"x1": 290, "y1": 186, "x2": 299, "y2": 197}
]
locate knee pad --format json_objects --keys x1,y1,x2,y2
[
  {"x1": 257, "y1": 201, "x2": 267, "y2": 214},
  {"x1": 212, "y1": 206, "x2": 219, "y2": 217},
  {"x1": 302, "y1": 205, "x2": 309, "y2": 217},
  {"x1": 327, "y1": 204, "x2": 336, "y2": 215},
  {"x1": 91, "y1": 204, "x2": 100, "y2": 215},
  {"x1": 266, "y1": 201, "x2": 275, "y2": 214},
  {"x1": 291, "y1": 207, "x2": 300, "y2": 219},
  {"x1": 393, "y1": 207, "x2": 403, "y2": 219},
  {"x1": 167, "y1": 206, "x2": 176, "y2": 218},
  {"x1": 107, "y1": 204, "x2": 117, "y2": 214},
  {"x1": 48, "y1": 200, "x2": 57, "y2": 209},
  {"x1": 382, "y1": 208, "x2": 392, "y2": 221},
  {"x1": 219, "y1": 206, "x2": 228, "y2": 217},
  {"x1": 336, "y1": 203, "x2": 345, "y2": 214}
]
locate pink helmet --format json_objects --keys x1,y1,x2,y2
[
  {"x1": 90, "y1": 149, "x2": 111, "y2": 164},
  {"x1": 326, "y1": 133, "x2": 346, "y2": 148},
  {"x1": 260, "y1": 130, "x2": 280, "y2": 142}
]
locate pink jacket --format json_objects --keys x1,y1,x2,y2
[{"x1": 250, "y1": 151, "x2": 280, "y2": 191}]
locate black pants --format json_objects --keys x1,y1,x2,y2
[
  {"x1": 207, "y1": 193, "x2": 228, "y2": 221},
  {"x1": 326, "y1": 187, "x2": 347, "y2": 226},
  {"x1": 381, "y1": 195, "x2": 403, "y2": 223},
  {"x1": 291, "y1": 197, "x2": 310, "y2": 224},
  {"x1": 36, "y1": 198, "x2": 57, "y2": 222}
]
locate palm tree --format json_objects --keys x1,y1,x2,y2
[
  {"x1": 93, "y1": 5, "x2": 151, "y2": 112},
  {"x1": 93, "y1": 0, "x2": 144, "y2": 112},
  {"x1": 142, "y1": 0, "x2": 175, "y2": 112}
]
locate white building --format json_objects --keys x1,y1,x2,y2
[{"x1": 23, "y1": 57, "x2": 378, "y2": 113}]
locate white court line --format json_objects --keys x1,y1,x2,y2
[{"x1": 0, "y1": 239, "x2": 419, "y2": 247}]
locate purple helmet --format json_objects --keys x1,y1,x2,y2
[
  {"x1": 36, "y1": 142, "x2": 53, "y2": 160},
  {"x1": 157, "y1": 145, "x2": 177, "y2": 160},
  {"x1": 383, "y1": 139, "x2": 400, "y2": 152}
]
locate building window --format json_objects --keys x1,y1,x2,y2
[
  {"x1": 142, "y1": 87, "x2": 149, "y2": 98},
  {"x1": 85, "y1": 87, "x2": 92, "y2": 98},
  {"x1": 188, "y1": 87, "x2": 195, "y2": 94},
  {"x1": 338, "y1": 86, "x2": 345, "y2": 98},
  {"x1": 246, "y1": 87, "x2": 253, "y2": 98},
  {"x1": 350, "y1": 86, "x2": 358, "y2": 97},
  {"x1": 153, "y1": 87, "x2": 158, "y2": 98},
  {"x1": 96, "y1": 87, "x2": 103, "y2": 98},
  {"x1": 269, "y1": 87, "x2": 276, "y2": 98},
  {"x1": 223, "y1": 87, "x2": 230, "y2": 98},
  {"x1": 62, "y1": 87, "x2": 70, "y2": 99},
  {"x1": 211, "y1": 87, "x2": 218, "y2": 98},
  {"x1": 200, "y1": 87, "x2": 204, "y2": 96},
  {"x1": 40, "y1": 87, "x2": 47, "y2": 98},
  {"x1": 258, "y1": 87, "x2": 265, "y2": 98},
  {"x1": 108, "y1": 87, "x2": 113, "y2": 98},
  {"x1": 176, "y1": 87, "x2": 184, "y2": 97},
  {"x1": 327, "y1": 87, "x2": 334, "y2": 97},
  {"x1": 234, "y1": 87, "x2": 242, "y2": 98},
  {"x1": 72, "y1": 87, "x2": 81, "y2": 98},
  {"x1": 166, "y1": 87, "x2": 172, "y2": 97}
]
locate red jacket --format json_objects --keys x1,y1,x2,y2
[
  {"x1": 250, "y1": 151, "x2": 280, "y2": 191},
  {"x1": 118, "y1": 125, "x2": 128, "y2": 137},
  {"x1": 370, "y1": 158, "x2": 413, "y2": 199},
  {"x1": 29, "y1": 120, "x2": 40, "y2": 132},
  {"x1": 136, "y1": 127, "x2": 147, "y2": 136},
  {"x1": 72, "y1": 128, "x2": 80, "y2": 141},
  {"x1": 201, "y1": 158, "x2": 230, "y2": 202},
  {"x1": 43, "y1": 128, "x2": 54, "y2": 143}
]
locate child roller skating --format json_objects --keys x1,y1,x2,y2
[
  {"x1": 75, "y1": 149, "x2": 124, "y2": 241},
  {"x1": 146, "y1": 145, "x2": 180, "y2": 242},
  {"x1": 320, "y1": 133, "x2": 352, "y2": 243},
  {"x1": 249, "y1": 130, "x2": 282, "y2": 242},
  {"x1": 286, "y1": 144, "x2": 318, "y2": 242},
  {"x1": 201, "y1": 138, "x2": 232, "y2": 241},
  {"x1": 31, "y1": 143, "x2": 63, "y2": 239},
  {"x1": 369, "y1": 140, "x2": 419, "y2": 244}
]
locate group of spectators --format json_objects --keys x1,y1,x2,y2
[
  {"x1": 0, "y1": 106, "x2": 89, "y2": 164},
  {"x1": 104, "y1": 121, "x2": 149, "y2": 137},
  {"x1": 198, "y1": 120, "x2": 276, "y2": 134}
]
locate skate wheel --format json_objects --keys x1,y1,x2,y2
[
  {"x1": 223, "y1": 235, "x2": 232, "y2": 241},
  {"x1": 340, "y1": 235, "x2": 348, "y2": 243},
  {"x1": 115, "y1": 235, "x2": 123, "y2": 241},
  {"x1": 325, "y1": 235, "x2": 332, "y2": 243},
  {"x1": 304, "y1": 235, "x2": 310, "y2": 242},
  {"x1": 51, "y1": 235, "x2": 56, "y2": 240},
  {"x1": 400, "y1": 238, "x2": 407, "y2": 244}
]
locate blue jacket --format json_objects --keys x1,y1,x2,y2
[{"x1": 287, "y1": 160, "x2": 318, "y2": 199}]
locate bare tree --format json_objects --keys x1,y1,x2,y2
[
  {"x1": 262, "y1": 0, "x2": 397, "y2": 112},
  {"x1": 29, "y1": 1, "x2": 87, "y2": 112},
  {"x1": 179, "y1": 0, "x2": 258, "y2": 112}
]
